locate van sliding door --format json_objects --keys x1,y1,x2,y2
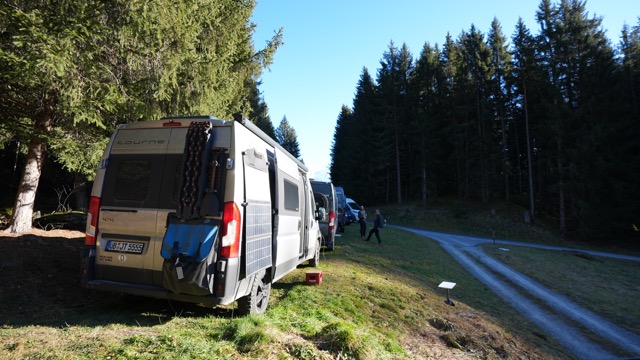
[
  {"x1": 271, "y1": 151, "x2": 306, "y2": 280},
  {"x1": 242, "y1": 148, "x2": 273, "y2": 278},
  {"x1": 300, "y1": 171, "x2": 310, "y2": 258}
]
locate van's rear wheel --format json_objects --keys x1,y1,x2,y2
[
  {"x1": 326, "y1": 237, "x2": 335, "y2": 251},
  {"x1": 238, "y1": 270, "x2": 271, "y2": 315},
  {"x1": 309, "y1": 238, "x2": 320, "y2": 267}
]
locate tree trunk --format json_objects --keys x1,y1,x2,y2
[
  {"x1": 6, "y1": 96, "x2": 55, "y2": 234},
  {"x1": 500, "y1": 114, "x2": 509, "y2": 202},
  {"x1": 394, "y1": 113, "x2": 402, "y2": 204},
  {"x1": 422, "y1": 160, "x2": 427, "y2": 207},
  {"x1": 556, "y1": 136, "x2": 566, "y2": 236},
  {"x1": 524, "y1": 81, "x2": 535, "y2": 225}
]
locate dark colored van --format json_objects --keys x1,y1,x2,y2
[{"x1": 335, "y1": 186, "x2": 346, "y2": 232}]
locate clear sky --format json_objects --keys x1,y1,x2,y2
[{"x1": 250, "y1": 0, "x2": 638, "y2": 182}]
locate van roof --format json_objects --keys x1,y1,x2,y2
[
  {"x1": 116, "y1": 116, "x2": 232, "y2": 130},
  {"x1": 113, "y1": 115, "x2": 309, "y2": 173}
]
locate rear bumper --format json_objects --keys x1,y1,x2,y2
[{"x1": 83, "y1": 279, "x2": 227, "y2": 306}]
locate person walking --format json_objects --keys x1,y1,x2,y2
[
  {"x1": 358, "y1": 205, "x2": 367, "y2": 239},
  {"x1": 365, "y1": 209, "x2": 383, "y2": 244}
]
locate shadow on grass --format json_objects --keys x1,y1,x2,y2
[
  {"x1": 0, "y1": 234, "x2": 243, "y2": 328},
  {"x1": 2, "y1": 288, "x2": 240, "y2": 329}
]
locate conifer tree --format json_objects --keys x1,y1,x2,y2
[
  {"x1": 511, "y1": 18, "x2": 540, "y2": 224},
  {"x1": 534, "y1": 0, "x2": 616, "y2": 237},
  {"x1": 409, "y1": 42, "x2": 446, "y2": 205},
  {"x1": 247, "y1": 80, "x2": 277, "y2": 140},
  {"x1": 275, "y1": 116, "x2": 301, "y2": 159},
  {"x1": 330, "y1": 105, "x2": 354, "y2": 187},
  {"x1": 0, "y1": 0, "x2": 118, "y2": 233},
  {"x1": 440, "y1": 34, "x2": 465, "y2": 197},
  {"x1": 455, "y1": 26, "x2": 495, "y2": 202},
  {"x1": 618, "y1": 22, "x2": 640, "y2": 240},
  {"x1": 377, "y1": 42, "x2": 413, "y2": 203},
  {"x1": 488, "y1": 18, "x2": 513, "y2": 201},
  {"x1": 0, "y1": 0, "x2": 281, "y2": 233},
  {"x1": 349, "y1": 68, "x2": 381, "y2": 204}
]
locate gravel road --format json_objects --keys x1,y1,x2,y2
[{"x1": 397, "y1": 226, "x2": 640, "y2": 360}]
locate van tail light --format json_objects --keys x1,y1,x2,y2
[
  {"x1": 329, "y1": 211, "x2": 335, "y2": 232},
  {"x1": 85, "y1": 196, "x2": 101, "y2": 246},
  {"x1": 221, "y1": 201, "x2": 241, "y2": 258}
]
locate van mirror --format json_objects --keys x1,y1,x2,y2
[{"x1": 316, "y1": 207, "x2": 326, "y2": 221}]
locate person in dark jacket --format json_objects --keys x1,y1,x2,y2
[
  {"x1": 365, "y1": 209, "x2": 383, "y2": 244},
  {"x1": 358, "y1": 205, "x2": 367, "y2": 239}
]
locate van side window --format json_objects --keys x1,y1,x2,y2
[
  {"x1": 284, "y1": 179, "x2": 299, "y2": 211},
  {"x1": 114, "y1": 160, "x2": 151, "y2": 201}
]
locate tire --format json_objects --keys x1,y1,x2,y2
[
  {"x1": 309, "y1": 238, "x2": 320, "y2": 267},
  {"x1": 237, "y1": 270, "x2": 271, "y2": 315},
  {"x1": 326, "y1": 237, "x2": 335, "y2": 252}
]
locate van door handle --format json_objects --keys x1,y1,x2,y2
[
  {"x1": 102, "y1": 208, "x2": 138, "y2": 213},
  {"x1": 298, "y1": 219, "x2": 301, "y2": 231}
]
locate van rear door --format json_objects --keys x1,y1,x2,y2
[{"x1": 95, "y1": 127, "x2": 185, "y2": 286}]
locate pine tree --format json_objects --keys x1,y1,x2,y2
[
  {"x1": 488, "y1": 18, "x2": 513, "y2": 201},
  {"x1": 535, "y1": 0, "x2": 619, "y2": 238},
  {"x1": 349, "y1": 67, "x2": 381, "y2": 204},
  {"x1": 621, "y1": 23, "x2": 640, "y2": 127},
  {"x1": 0, "y1": 0, "x2": 281, "y2": 233},
  {"x1": 618, "y1": 22, "x2": 640, "y2": 241},
  {"x1": 454, "y1": 25, "x2": 495, "y2": 202},
  {"x1": 247, "y1": 80, "x2": 277, "y2": 140},
  {"x1": 409, "y1": 42, "x2": 446, "y2": 205},
  {"x1": 330, "y1": 105, "x2": 354, "y2": 187},
  {"x1": 440, "y1": 34, "x2": 466, "y2": 197},
  {"x1": 275, "y1": 116, "x2": 301, "y2": 159},
  {"x1": 0, "y1": 0, "x2": 117, "y2": 233},
  {"x1": 377, "y1": 42, "x2": 414, "y2": 203},
  {"x1": 511, "y1": 18, "x2": 540, "y2": 225}
]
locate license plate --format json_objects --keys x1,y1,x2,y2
[{"x1": 105, "y1": 241, "x2": 144, "y2": 254}]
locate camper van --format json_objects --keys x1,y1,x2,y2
[{"x1": 81, "y1": 115, "x2": 323, "y2": 314}]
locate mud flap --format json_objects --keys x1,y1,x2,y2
[{"x1": 161, "y1": 218, "x2": 219, "y2": 295}]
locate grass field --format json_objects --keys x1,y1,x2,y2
[
  {"x1": 1, "y1": 199, "x2": 638, "y2": 359},
  {"x1": 483, "y1": 244, "x2": 640, "y2": 335}
]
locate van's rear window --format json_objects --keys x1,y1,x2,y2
[
  {"x1": 102, "y1": 154, "x2": 182, "y2": 209},
  {"x1": 114, "y1": 160, "x2": 151, "y2": 201}
]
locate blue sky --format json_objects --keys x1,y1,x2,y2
[{"x1": 251, "y1": 1, "x2": 638, "y2": 182}]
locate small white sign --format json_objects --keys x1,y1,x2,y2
[{"x1": 438, "y1": 281, "x2": 456, "y2": 289}]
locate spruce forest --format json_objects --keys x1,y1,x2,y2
[{"x1": 330, "y1": 0, "x2": 640, "y2": 244}]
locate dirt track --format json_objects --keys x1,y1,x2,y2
[{"x1": 399, "y1": 227, "x2": 640, "y2": 360}]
